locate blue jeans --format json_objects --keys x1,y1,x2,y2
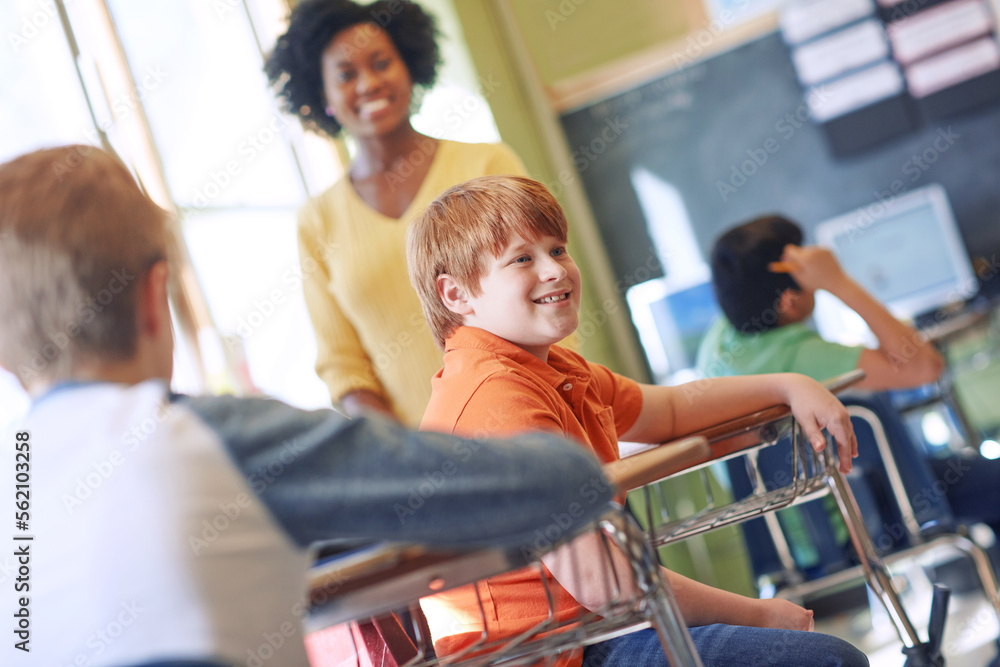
[{"x1": 582, "y1": 624, "x2": 869, "y2": 667}]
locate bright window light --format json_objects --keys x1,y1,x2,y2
[
  {"x1": 921, "y1": 411, "x2": 951, "y2": 447},
  {"x1": 981, "y1": 439, "x2": 1000, "y2": 460}
]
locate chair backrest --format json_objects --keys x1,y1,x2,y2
[
  {"x1": 842, "y1": 392, "x2": 956, "y2": 550},
  {"x1": 727, "y1": 391, "x2": 958, "y2": 583}
]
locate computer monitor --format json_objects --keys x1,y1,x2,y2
[
  {"x1": 626, "y1": 274, "x2": 721, "y2": 385},
  {"x1": 813, "y1": 183, "x2": 977, "y2": 345}
]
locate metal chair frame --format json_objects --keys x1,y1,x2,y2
[
  {"x1": 629, "y1": 370, "x2": 999, "y2": 665},
  {"x1": 845, "y1": 404, "x2": 999, "y2": 606},
  {"x1": 757, "y1": 405, "x2": 1000, "y2": 617}
]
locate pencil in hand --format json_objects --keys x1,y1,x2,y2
[{"x1": 768, "y1": 261, "x2": 797, "y2": 273}]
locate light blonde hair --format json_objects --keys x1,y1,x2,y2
[
  {"x1": 406, "y1": 175, "x2": 568, "y2": 349},
  {"x1": 0, "y1": 145, "x2": 167, "y2": 386}
]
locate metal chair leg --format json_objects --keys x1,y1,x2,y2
[
  {"x1": 823, "y1": 452, "x2": 925, "y2": 653},
  {"x1": 902, "y1": 584, "x2": 950, "y2": 667},
  {"x1": 601, "y1": 512, "x2": 704, "y2": 667}
]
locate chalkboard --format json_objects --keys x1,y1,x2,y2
[{"x1": 559, "y1": 30, "x2": 1000, "y2": 291}]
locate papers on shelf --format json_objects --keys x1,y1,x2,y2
[
  {"x1": 905, "y1": 36, "x2": 1000, "y2": 97},
  {"x1": 792, "y1": 19, "x2": 890, "y2": 85},
  {"x1": 809, "y1": 60, "x2": 905, "y2": 121},
  {"x1": 780, "y1": 0, "x2": 876, "y2": 45},
  {"x1": 887, "y1": 0, "x2": 994, "y2": 65},
  {"x1": 705, "y1": 0, "x2": 786, "y2": 25}
]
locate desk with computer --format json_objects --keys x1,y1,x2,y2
[
  {"x1": 624, "y1": 183, "x2": 1000, "y2": 662},
  {"x1": 628, "y1": 182, "x2": 1000, "y2": 451},
  {"x1": 628, "y1": 180, "x2": 1000, "y2": 588}
]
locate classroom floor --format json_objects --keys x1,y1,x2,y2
[{"x1": 809, "y1": 542, "x2": 1000, "y2": 666}]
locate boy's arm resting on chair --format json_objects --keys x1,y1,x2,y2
[
  {"x1": 545, "y1": 370, "x2": 853, "y2": 632},
  {"x1": 780, "y1": 244, "x2": 944, "y2": 390},
  {"x1": 624, "y1": 373, "x2": 858, "y2": 473}
]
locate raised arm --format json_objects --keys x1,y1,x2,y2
[{"x1": 781, "y1": 244, "x2": 944, "y2": 390}]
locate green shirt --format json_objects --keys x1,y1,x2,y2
[
  {"x1": 696, "y1": 317, "x2": 864, "y2": 382},
  {"x1": 695, "y1": 316, "x2": 863, "y2": 568}
]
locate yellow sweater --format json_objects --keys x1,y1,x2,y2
[{"x1": 298, "y1": 140, "x2": 527, "y2": 426}]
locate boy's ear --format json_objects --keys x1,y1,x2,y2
[
  {"x1": 776, "y1": 287, "x2": 804, "y2": 324},
  {"x1": 436, "y1": 274, "x2": 473, "y2": 316},
  {"x1": 139, "y1": 260, "x2": 172, "y2": 337}
]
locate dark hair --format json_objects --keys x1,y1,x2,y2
[
  {"x1": 264, "y1": 0, "x2": 441, "y2": 138},
  {"x1": 710, "y1": 215, "x2": 803, "y2": 334}
]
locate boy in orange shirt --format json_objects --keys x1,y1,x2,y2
[{"x1": 406, "y1": 175, "x2": 869, "y2": 667}]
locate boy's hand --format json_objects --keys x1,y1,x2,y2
[
  {"x1": 753, "y1": 598, "x2": 815, "y2": 632},
  {"x1": 784, "y1": 374, "x2": 857, "y2": 473},
  {"x1": 777, "y1": 245, "x2": 850, "y2": 294}
]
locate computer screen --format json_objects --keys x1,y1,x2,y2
[
  {"x1": 626, "y1": 275, "x2": 721, "y2": 385},
  {"x1": 813, "y1": 183, "x2": 977, "y2": 344}
]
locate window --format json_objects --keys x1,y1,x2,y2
[
  {"x1": 1, "y1": 0, "x2": 507, "y2": 434},
  {"x1": 0, "y1": 0, "x2": 99, "y2": 434}
]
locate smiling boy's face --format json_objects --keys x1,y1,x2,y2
[{"x1": 459, "y1": 233, "x2": 581, "y2": 361}]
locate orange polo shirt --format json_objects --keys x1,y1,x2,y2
[{"x1": 419, "y1": 326, "x2": 643, "y2": 667}]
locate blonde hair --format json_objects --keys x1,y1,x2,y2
[
  {"x1": 406, "y1": 175, "x2": 568, "y2": 349},
  {"x1": 0, "y1": 145, "x2": 167, "y2": 386}
]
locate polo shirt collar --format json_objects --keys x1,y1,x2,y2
[{"x1": 445, "y1": 326, "x2": 590, "y2": 391}]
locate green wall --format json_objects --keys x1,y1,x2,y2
[
  {"x1": 505, "y1": 0, "x2": 691, "y2": 86},
  {"x1": 449, "y1": 0, "x2": 679, "y2": 378}
]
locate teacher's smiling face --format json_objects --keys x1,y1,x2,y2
[{"x1": 321, "y1": 23, "x2": 414, "y2": 139}]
